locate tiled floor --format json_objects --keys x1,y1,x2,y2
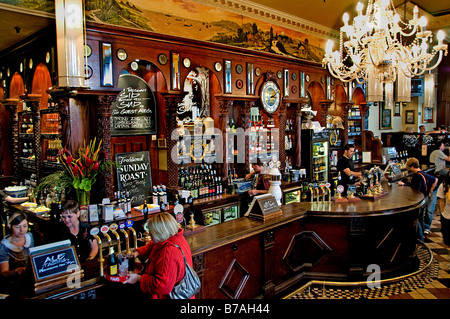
[
  {"x1": 284, "y1": 212, "x2": 450, "y2": 300},
  {"x1": 393, "y1": 214, "x2": 450, "y2": 300}
]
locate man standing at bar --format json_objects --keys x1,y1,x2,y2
[
  {"x1": 429, "y1": 141, "x2": 450, "y2": 177},
  {"x1": 336, "y1": 144, "x2": 362, "y2": 197}
]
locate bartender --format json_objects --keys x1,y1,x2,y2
[
  {"x1": 245, "y1": 159, "x2": 270, "y2": 196},
  {"x1": 337, "y1": 144, "x2": 362, "y2": 196}
]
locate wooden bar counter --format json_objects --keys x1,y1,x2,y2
[
  {"x1": 22, "y1": 181, "x2": 424, "y2": 299},
  {"x1": 187, "y1": 182, "x2": 425, "y2": 299}
]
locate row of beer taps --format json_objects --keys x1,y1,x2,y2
[
  {"x1": 90, "y1": 221, "x2": 151, "y2": 276},
  {"x1": 308, "y1": 183, "x2": 332, "y2": 202}
]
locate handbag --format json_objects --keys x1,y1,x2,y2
[{"x1": 169, "y1": 243, "x2": 201, "y2": 299}]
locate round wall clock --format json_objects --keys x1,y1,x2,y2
[{"x1": 261, "y1": 81, "x2": 281, "y2": 114}]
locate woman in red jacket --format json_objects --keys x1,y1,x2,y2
[{"x1": 123, "y1": 212, "x2": 195, "y2": 299}]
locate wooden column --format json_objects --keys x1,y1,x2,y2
[
  {"x1": 294, "y1": 103, "x2": 303, "y2": 168},
  {"x1": 3, "y1": 99, "x2": 20, "y2": 182},
  {"x1": 242, "y1": 100, "x2": 254, "y2": 171},
  {"x1": 216, "y1": 97, "x2": 232, "y2": 180},
  {"x1": 96, "y1": 94, "x2": 116, "y2": 200},
  {"x1": 263, "y1": 230, "x2": 275, "y2": 298},
  {"x1": 278, "y1": 101, "x2": 287, "y2": 170},
  {"x1": 162, "y1": 92, "x2": 186, "y2": 189},
  {"x1": 318, "y1": 99, "x2": 334, "y2": 127}
]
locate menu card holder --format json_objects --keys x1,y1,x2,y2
[
  {"x1": 27, "y1": 240, "x2": 84, "y2": 294},
  {"x1": 245, "y1": 194, "x2": 282, "y2": 221}
]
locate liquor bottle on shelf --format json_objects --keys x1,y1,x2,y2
[
  {"x1": 152, "y1": 186, "x2": 159, "y2": 205},
  {"x1": 161, "y1": 185, "x2": 168, "y2": 207},
  {"x1": 126, "y1": 191, "x2": 131, "y2": 213}
]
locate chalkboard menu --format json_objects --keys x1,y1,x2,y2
[
  {"x1": 111, "y1": 74, "x2": 157, "y2": 136},
  {"x1": 115, "y1": 151, "x2": 152, "y2": 206},
  {"x1": 31, "y1": 246, "x2": 79, "y2": 281}
]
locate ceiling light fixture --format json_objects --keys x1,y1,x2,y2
[{"x1": 322, "y1": 0, "x2": 448, "y2": 100}]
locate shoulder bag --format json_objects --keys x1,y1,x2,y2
[{"x1": 169, "y1": 243, "x2": 201, "y2": 299}]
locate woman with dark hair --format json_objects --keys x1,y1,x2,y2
[{"x1": 0, "y1": 212, "x2": 34, "y2": 296}]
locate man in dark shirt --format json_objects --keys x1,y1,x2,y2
[
  {"x1": 398, "y1": 157, "x2": 438, "y2": 240},
  {"x1": 336, "y1": 144, "x2": 362, "y2": 196}
]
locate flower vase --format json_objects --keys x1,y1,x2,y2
[{"x1": 78, "y1": 191, "x2": 90, "y2": 222}]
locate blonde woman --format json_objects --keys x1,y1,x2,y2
[{"x1": 124, "y1": 212, "x2": 195, "y2": 299}]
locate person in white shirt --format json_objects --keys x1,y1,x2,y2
[
  {"x1": 429, "y1": 142, "x2": 450, "y2": 176},
  {"x1": 437, "y1": 173, "x2": 450, "y2": 272}
]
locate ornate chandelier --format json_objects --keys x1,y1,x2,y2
[{"x1": 322, "y1": 0, "x2": 448, "y2": 86}]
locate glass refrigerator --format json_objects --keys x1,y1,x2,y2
[{"x1": 301, "y1": 129, "x2": 330, "y2": 183}]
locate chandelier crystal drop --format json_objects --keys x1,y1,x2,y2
[{"x1": 322, "y1": 0, "x2": 448, "y2": 85}]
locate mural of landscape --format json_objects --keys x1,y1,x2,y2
[{"x1": 1, "y1": 0, "x2": 326, "y2": 62}]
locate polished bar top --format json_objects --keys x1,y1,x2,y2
[{"x1": 187, "y1": 181, "x2": 425, "y2": 254}]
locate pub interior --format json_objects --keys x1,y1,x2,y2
[{"x1": 0, "y1": 0, "x2": 450, "y2": 302}]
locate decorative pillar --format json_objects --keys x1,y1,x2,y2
[
  {"x1": 278, "y1": 101, "x2": 287, "y2": 170},
  {"x1": 318, "y1": 99, "x2": 333, "y2": 127},
  {"x1": 217, "y1": 97, "x2": 232, "y2": 180},
  {"x1": 294, "y1": 103, "x2": 303, "y2": 168},
  {"x1": 263, "y1": 230, "x2": 275, "y2": 298},
  {"x1": 3, "y1": 100, "x2": 20, "y2": 182},
  {"x1": 162, "y1": 92, "x2": 186, "y2": 189},
  {"x1": 96, "y1": 94, "x2": 116, "y2": 199},
  {"x1": 242, "y1": 100, "x2": 254, "y2": 173}
]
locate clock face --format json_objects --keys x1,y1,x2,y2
[{"x1": 261, "y1": 81, "x2": 281, "y2": 113}]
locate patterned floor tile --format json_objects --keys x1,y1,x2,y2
[{"x1": 284, "y1": 213, "x2": 450, "y2": 300}]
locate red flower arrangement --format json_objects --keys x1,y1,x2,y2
[{"x1": 57, "y1": 138, "x2": 113, "y2": 205}]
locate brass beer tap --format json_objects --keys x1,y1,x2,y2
[
  {"x1": 90, "y1": 227, "x2": 104, "y2": 276},
  {"x1": 109, "y1": 223, "x2": 121, "y2": 254},
  {"x1": 119, "y1": 223, "x2": 130, "y2": 254}
]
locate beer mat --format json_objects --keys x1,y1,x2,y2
[
  {"x1": 361, "y1": 191, "x2": 389, "y2": 200},
  {"x1": 332, "y1": 197, "x2": 348, "y2": 203},
  {"x1": 182, "y1": 225, "x2": 206, "y2": 236}
]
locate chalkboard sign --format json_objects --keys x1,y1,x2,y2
[
  {"x1": 111, "y1": 74, "x2": 157, "y2": 136},
  {"x1": 115, "y1": 151, "x2": 152, "y2": 206},
  {"x1": 31, "y1": 246, "x2": 79, "y2": 281},
  {"x1": 245, "y1": 194, "x2": 282, "y2": 221}
]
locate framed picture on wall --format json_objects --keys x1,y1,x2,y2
[
  {"x1": 422, "y1": 103, "x2": 434, "y2": 123},
  {"x1": 380, "y1": 102, "x2": 392, "y2": 130},
  {"x1": 405, "y1": 110, "x2": 415, "y2": 124},
  {"x1": 394, "y1": 102, "x2": 401, "y2": 116}
]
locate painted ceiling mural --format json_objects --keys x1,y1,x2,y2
[{"x1": 2, "y1": 0, "x2": 326, "y2": 63}]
